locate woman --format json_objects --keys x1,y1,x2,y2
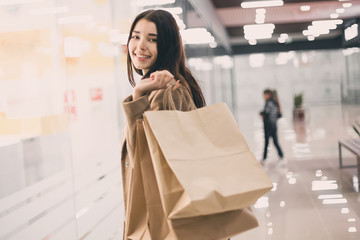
[
  {"x1": 121, "y1": 9, "x2": 205, "y2": 239},
  {"x1": 260, "y1": 89, "x2": 284, "y2": 163}
]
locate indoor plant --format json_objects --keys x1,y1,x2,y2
[{"x1": 293, "y1": 92, "x2": 305, "y2": 121}]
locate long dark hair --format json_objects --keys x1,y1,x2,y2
[
  {"x1": 126, "y1": 10, "x2": 206, "y2": 108},
  {"x1": 272, "y1": 89, "x2": 281, "y2": 113}
]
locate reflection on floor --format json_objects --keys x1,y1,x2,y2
[{"x1": 233, "y1": 104, "x2": 360, "y2": 240}]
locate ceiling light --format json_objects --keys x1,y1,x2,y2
[
  {"x1": 330, "y1": 13, "x2": 339, "y2": 19},
  {"x1": 313, "y1": 19, "x2": 343, "y2": 26},
  {"x1": 173, "y1": 15, "x2": 186, "y2": 30},
  {"x1": 344, "y1": 23, "x2": 358, "y2": 41},
  {"x1": 305, "y1": 20, "x2": 343, "y2": 37},
  {"x1": 303, "y1": 30, "x2": 310, "y2": 35},
  {"x1": 300, "y1": 6, "x2": 310, "y2": 11},
  {"x1": 241, "y1": 0, "x2": 283, "y2": 8},
  {"x1": 180, "y1": 28, "x2": 215, "y2": 45},
  {"x1": 255, "y1": 16, "x2": 265, "y2": 24},
  {"x1": 145, "y1": 7, "x2": 183, "y2": 15},
  {"x1": 307, "y1": 36, "x2": 315, "y2": 42},
  {"x1": 343, "y1": 3, "x2": 352, "y2": 8},
  {"x1": 278, "y1": 33, "x2": 288, "y2": 43},
  {"x1": 256, "y1": 8, "x2": 266, "y2": 14},
  {"x1": 136, "y1": 0, "x2": 175, "y2": 7},
  {"x1": 249, "y1": 39, "x2": 257, "y2": 45},
  {"x1": 256, "y1": 13, "x2": 266, "y2": 18},
  {"x1": 312, "y1": 19, "x2": 343, "y2": 25},
  {"x1": 244, "y1": 23, "x2": 275, "y2": 40},
  {"x1": 255, "y1": 8, "x2": 266, "y2": 24},
  {"x1": 209, "y1": 42, "x2": 217, "y2": 48},
  {"x1": 336, "y1": 8, "x2": 345, "y2": 13},
  {"x1": 280, "y1": 33, "x2": 288, "y2": 39},
  {"x1": 304, "y1": 25, "x2": 330, "y2": 37}
]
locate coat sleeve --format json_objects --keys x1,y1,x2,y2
[
  {"x1": 122, "y1": 85, "x2": 195, "y2": 166},
  {"x1": 263, "y1": 101, "x2": 270, "y2": 117}
]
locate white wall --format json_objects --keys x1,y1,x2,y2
[{"x1": 0, "y1": 0, "x2": 135, "y2": 239}]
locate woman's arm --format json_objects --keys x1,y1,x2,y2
[
  {"x1": 132, "y1": 70, "x2": 177, "y2": 100},
  {"x1": 122, "y1": 71, "x2": 192, "y2": 164}
]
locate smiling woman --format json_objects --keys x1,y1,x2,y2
[
  {"x1": 121, "y1": 9, "x2": 206, "y2": 240},
  {"x1": 125, "y1": 10, "x2": 205, "y2": 107},
  {"x1": 128, "y1": 19, "x2": 158, "y2": 75}
]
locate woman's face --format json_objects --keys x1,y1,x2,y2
[
  {"x1": 128, "y1": 19, "x2": 158, "y2": 75},
  {"x1": 264, "y1": 93, "x2": 270, "y2": 100}
]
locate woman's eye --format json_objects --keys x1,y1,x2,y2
[
  {"x1": 149, "y1": 38, "x2": 157, "y2": 42},
  {"x1": 132, "y1": 35, "x2": 139, "y2": 39}
]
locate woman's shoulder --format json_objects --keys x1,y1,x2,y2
[{"x1": 149, "y1": 84, "x2": 196, "y2": 111}]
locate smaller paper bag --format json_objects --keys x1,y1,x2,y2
[{"x1": 143, "y1": 103, "x2": 273, "y2": 219}]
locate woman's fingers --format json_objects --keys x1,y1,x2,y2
[
  {"x1": 150, "y1": 70, "x2": 174, "y2": 80},
  {"x1": 173, "y1": 80, "x2": 181, "y2": 90},
  {"x1": 149, "y1": 70, "x2": 175, "y2": 89},
  {"x1": 133, "y1": 75, "x2": 179, "y2": 100}
]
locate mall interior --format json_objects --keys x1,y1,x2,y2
[{"x1": 0, "y1": 0, "x2": 360, "y2": 239}]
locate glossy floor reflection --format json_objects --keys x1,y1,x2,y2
[{"x1": 233, "y1": 104, "x2": 360, "y2": 240}]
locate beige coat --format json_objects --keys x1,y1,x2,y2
[{"x1": 121, "y1": 84, "x2": 196, "y2": 239}]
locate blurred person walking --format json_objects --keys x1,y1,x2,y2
[{"x1": 260, "y1": 89, "x2": 284, "y2": 163}]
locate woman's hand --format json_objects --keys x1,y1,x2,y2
[{"x1": 132, "y1": 70, "x2": 176, "y2": 100}]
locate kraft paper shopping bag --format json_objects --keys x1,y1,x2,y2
[
  {"x1": 143, "y1": 103, "x2": 273, "y2": 220},
  {"x1": 136, "y1": 121, "x2": 259, "y2": 240}
]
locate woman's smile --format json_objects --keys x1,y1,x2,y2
[
  {"x1": 128, "y1": 19, "x2": 158, "y2": 74},
  {"x1": 134, "y1": 52, "x2": 152, "y2": 61}
]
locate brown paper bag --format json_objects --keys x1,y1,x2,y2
[
  {"x1": 136, "y1": 121, "x2": 259, "y2": 240},
  {"x1": 136, "y1": 121, "x2": 174, "y2": 240},
  {"x1": 143, "y1": 103, "x2": 273, "y2": 220},
  {"x1": 124, "y1": 122, "x2": 149, "y2": 239}
]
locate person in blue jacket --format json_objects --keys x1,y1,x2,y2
[{"x1": 260, "y1": 89, "x2": 284, "y2": 163}]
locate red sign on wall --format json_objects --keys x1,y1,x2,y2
[
  {"x1": 90, "y1": 88, "x2": 103, "y2": 101},
  {"x1": 64, "y1": 90, "x2": 77, "y2": 121}
]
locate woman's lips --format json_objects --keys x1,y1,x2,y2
[{"x1": 135, "y1": 53, "x2": 151, "y2": 61}]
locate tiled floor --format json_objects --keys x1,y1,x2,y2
[{"x1": 233, "y1": 104, "x2": 360, "y2": 240}]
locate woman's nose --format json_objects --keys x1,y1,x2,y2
[{"x1": 137, "y1": 38, "x2": 146, "y2": 50}]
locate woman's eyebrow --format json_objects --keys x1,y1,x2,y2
[{"x1": 132, "y1": 30, "x2": 157, "y2": 37}]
